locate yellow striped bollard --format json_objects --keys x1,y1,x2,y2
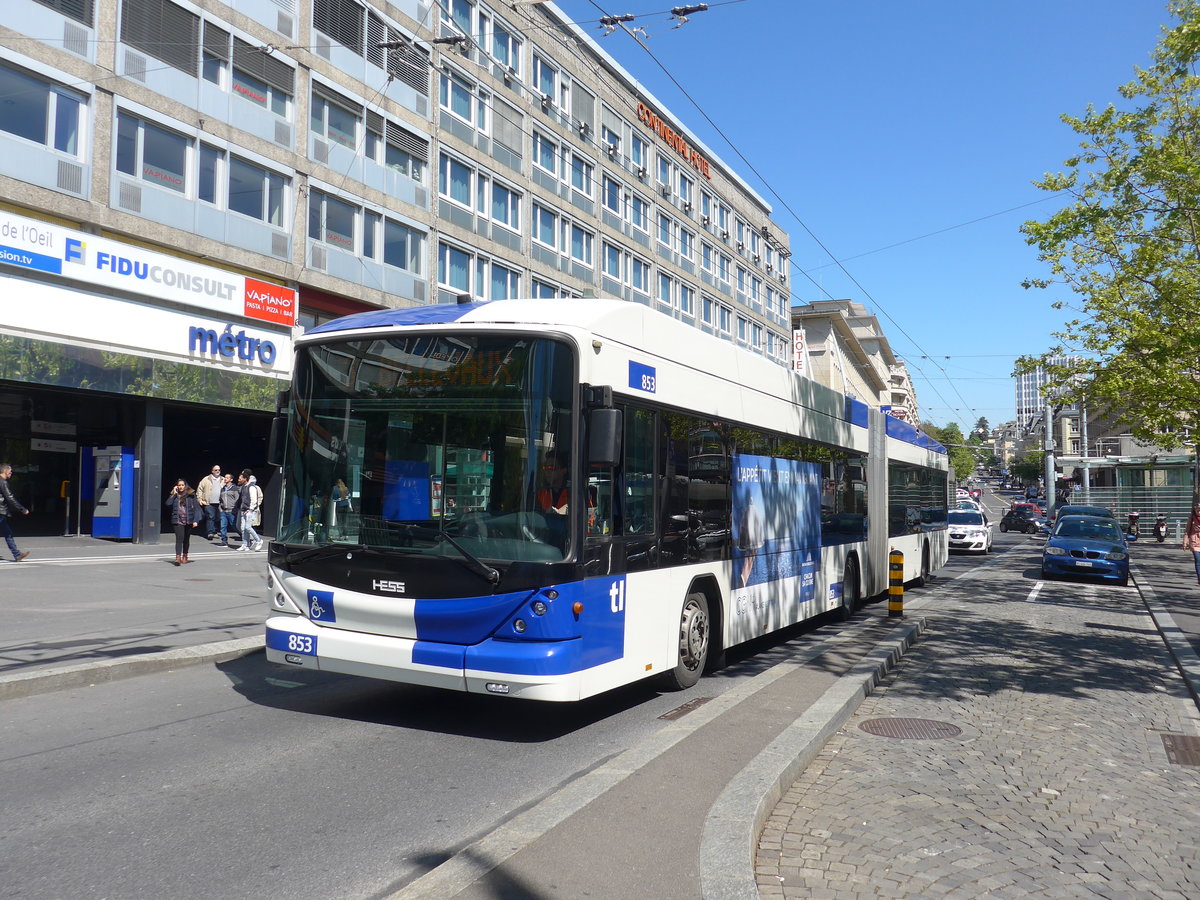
[{"x1": 888, "y1": 549, "x2": 904, "y2": 618}]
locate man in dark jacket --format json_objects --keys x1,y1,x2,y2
[{"x1": 0, "y1": 463, "x2": 31, "y2": 562}]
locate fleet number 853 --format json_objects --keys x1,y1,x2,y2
[{"x1": 286, "y1": 633, "x2": 314, "y2": 654}]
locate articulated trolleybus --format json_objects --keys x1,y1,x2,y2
[{"x1": 264, "y1": 299, "x2": 947, "y2": 701}]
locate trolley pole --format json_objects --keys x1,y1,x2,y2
[{"x1": 888, "y1": 549, "x2": 904, "y2": 618}]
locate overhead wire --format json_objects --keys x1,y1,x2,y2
[{"x1": 572, "y1": 0, "x2": 988, "y2": 425}]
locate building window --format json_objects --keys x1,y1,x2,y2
[
  {"x1": 115, "y1": 112, "x2": 187, "y2": 193},
  {"x1": 198, "y1": 144, "x2": 222, "y2": 204},
  {"x1": 491, "y1": 180, "x2": 521, "y2": 231},
  {"x1": 438, "y1": 241, "x2": 471, "y2": 292},
  {"x1": 533, "y1": 53, "x2": 556, "y2": 102},
  {"x1": 719, "y1": 305, "x2": 731, "y2": 334},
  {"x1": 602, "y1": 175, "x2": 621, "y2": 214},
  {"x1": 121, "y1": 0, "x2": 199, "y2": 76},
  {"x1": 438, "y1": 152, "x2": 473, "y2": 207},
  {"x1": 631, "y1": 256, "x2": 649, "y2": 293},
  {"x1": 569, "y1": 223, "x2": 593, "y2": 266},
  {"x1": 311, "y1": 88, "x2": 358, "y2": 148},
  {"x1": 228, "y1": 156, "x2": 287, "y2": 225},
  {"x1": 533, "y1": 203, "x2": 556, "y2": 247},
  {"x1": 533, "y1": 131, "x2": 557, "y2": 174},
  {"x1": 658, "y1": 272, "x2": 673, "y2": 309},
  {"x1": 569, "y1": 152, "x2": 593, "y2": 195},
  {"x1": 630, "y1": 194, "x2": 649, "y2": 232},
  {"x1": 35, "y1": 0, "x2": 95, "y2": 27},
  {"x1": 309, "y1": 189, "x2": 357, "y2": 251},
  {"x1": 658, "y1": 213, "x2": 673, "y2": 249},
  {"x1": 679, "y1": 228, "x2": 693, "y2": 260},
  {"x1": 383, "y1": 218, "x2": 423, "y2": 273},
  {"x1": 679, "y1": 283, "x2": 694, "y2": 316},
  {"x1": 631, "y1": 134, "x2": 648, "y2": 171},
  {"x1": 0, "y1": 63, "x2": 83, "y2": 157}
]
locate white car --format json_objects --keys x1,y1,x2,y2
[
  {"x1": 955, "y1": 488, "x2": 970, "y2": 500},
  {"x1": 948, "y1": 510, "x2": 992, "y2": 553},
  {"x1": 955, "y1": 499, "x2": 983, "y2": 513}
]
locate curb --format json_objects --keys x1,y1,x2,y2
[
  {"x1": 0, "y1": 637, "x2": 264, "y2": 702},
  {"x1": 698, "y1": 618, "x2": 926, "y2": 899}
]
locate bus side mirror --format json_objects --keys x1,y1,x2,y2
[
  {"x1": 267, "y1": 416, "x2": 287, "y2": 468},
  {"x1": 588, "y1": 408, "x2": 622, "y2": 468}
]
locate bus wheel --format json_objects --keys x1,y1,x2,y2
[
  {"x1": 912, "y1": 545, "x2": 931, "y2": 588},
  {"x1": 661, "y1": 592, "x2": 709, "y2": 690},
  {"x1": 838, "y1": 557, "x2": 860, "y2": 620}
]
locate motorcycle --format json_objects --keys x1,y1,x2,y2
[
  {"x1": 1126, "y1": 510, "x2": 1140, "y2": 542},
  {"x1": 1154, "y1": 514, "x2": 1168, "y2": 543}
]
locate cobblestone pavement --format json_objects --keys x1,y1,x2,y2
[{"x1": 756, "y1": 547, "x2": 1200, "y2": 898}]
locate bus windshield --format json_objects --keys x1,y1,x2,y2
[{"x1": 278, "y1": 331, "x2": 577, "y2": 563}]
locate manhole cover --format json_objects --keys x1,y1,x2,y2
[
  {"x1": 1162, "y1": 733, "x2": 1200, "y2": 766},
  {"x1": 658, "y1": 697, "x2": 712, "y2": 720},
  {"x1": 859, "y1": 717, "x2": 962, "y2": 740}
]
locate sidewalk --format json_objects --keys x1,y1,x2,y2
[
  {"x1": 756, "y1": 543, "x2": 1200, "y2": 898},
  {"x1": 0, "y1": 533, "x2": 268, "y2": 699}
]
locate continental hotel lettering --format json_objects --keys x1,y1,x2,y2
[{"x1": 637, "y1": 102, "x2": 712, "y2": 180}]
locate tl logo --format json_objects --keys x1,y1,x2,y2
[{"x1": 608, "y1": 580, "x2": 626, "y2": 613}]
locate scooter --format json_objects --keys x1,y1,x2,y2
[
  {"x1": 1154, "y1": 514, "x2": 1168, "y2": 543},
  {"x1": 1126, "y1": 511, "x2": 1140, "y2": 542}
]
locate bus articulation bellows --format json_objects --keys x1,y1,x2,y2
[{"x1": 263, "y1": 299, "x2": 948, "y2": 701}]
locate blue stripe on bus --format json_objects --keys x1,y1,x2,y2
[
  {"x1": 845, "y1": 397, "x2": 869, "y2": 428},
  {"x1": 410, "y1": 577, "x2": 626, "y2": 676},
  {"x1": 307, "y1": 303, "x2": 485, "y2": 335},
  {"x1": 885, "y1": 414, "x2": 947, "y2": 453}
]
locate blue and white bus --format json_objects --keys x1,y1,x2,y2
[{"x1": 264, "y1": 299, "x2": 947, "y2": 701}]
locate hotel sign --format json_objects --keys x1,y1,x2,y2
[
  {"x1": 0, "y1": 209, "x2": 297, "y2": 326},
  {"x1": 636, "y1": 102, "x2": 712, "y2": 180}
]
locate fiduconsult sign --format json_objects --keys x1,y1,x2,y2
[{"x1": 0, "y1": 210, "x2": 297, "y2": 326}]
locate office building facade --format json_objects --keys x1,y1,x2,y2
[{"x1": 0, "y1": 0, "x2": 792, "y2": 540}]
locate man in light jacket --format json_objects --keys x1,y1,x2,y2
[{"x1": 197, "y1": 464, "x2": 223, "y2": 540}]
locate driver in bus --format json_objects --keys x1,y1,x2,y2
[{"x1": 538, "y1": 450, "x2": 570, "y2": 515}]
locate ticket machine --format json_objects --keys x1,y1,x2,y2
[{"x1": 85, "y1": 446, "x2": 135, "y2": 539}]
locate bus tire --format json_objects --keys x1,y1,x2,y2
[
  {"x1": 660, "y1": 592, "x2": 709, "y2": 690},
  {"x1": 838, "y1": 557, "x2": 861, "y2": 620},
  {"x1": 912, "y1": 544, "x2": 930, "y2": 588}
]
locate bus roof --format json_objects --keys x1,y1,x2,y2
[{"x1": 304, "y1": 299, "x2": 946, "y2": 455}]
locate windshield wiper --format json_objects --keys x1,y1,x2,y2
[
  {"x1": 284, "y1": 542, "x2": 369, "y2": 565},
  {"x1": 396, "y1": 523, "x2": 500, "y2": 585}
]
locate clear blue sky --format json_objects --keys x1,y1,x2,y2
[{"x1": 550, "y1": 0, "x2": 1173, "y2": 431}]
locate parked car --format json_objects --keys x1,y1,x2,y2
[
  {"x1": 1041, "y1": 515, "x2": 1129, "y2": 586},
  {"x1": 1000, "y1": 507, "x2": 1045, "y2": 534},
  {"x1": 955, "y1": 488, "x2": 970, "y2": 500},
  {"x1": 948, "y1": 510, "x2": 992, "y2": 553},
  {"x1": 1051, "y1": 504, "x2": 1115, "y2": 524}
]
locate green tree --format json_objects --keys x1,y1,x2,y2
[
  {"x1": 1020, "y1": 1, "x2": 1200, "y2": 477},
  {"x1": 1011, "y1": 452, "x2": 1045, "y2": 485},
  {"x1": 924, "y1": 422, "x2": 977, "y2": 482}
]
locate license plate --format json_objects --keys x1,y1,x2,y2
[
  {"x1": 1074, "y1": 560, "x2": 1093, "y2": 567},
  {"x1": 267, "y1": 627, "x2": 317, "y2": 656}
]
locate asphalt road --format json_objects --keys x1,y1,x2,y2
[{"x1": 1, "y1": 589, "x2": 892, "y2": 899}]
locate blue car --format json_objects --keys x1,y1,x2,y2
[{"x1": 1041, "y1": 515, "x2": 1130, "y2": 586}]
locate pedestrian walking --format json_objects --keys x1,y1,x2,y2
[
  {"x1": 1182, "y1": 502, "x2": 1200, "y2": 585},
  {"x1": 196, "y1": 464, "x2": 223, "y2": 539},
  {"x1": 238, "y1": 468, "x2": 265, "y2": 552},
  {"x1": 0, "y1": 462, "x2": 31, "y2": 562},
  {"x1": 165, "y1": 478, "x2": 202, "y2": 565},
  {"x1": 218, "y1": 472, "x2": 240, "y2": 547}
]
